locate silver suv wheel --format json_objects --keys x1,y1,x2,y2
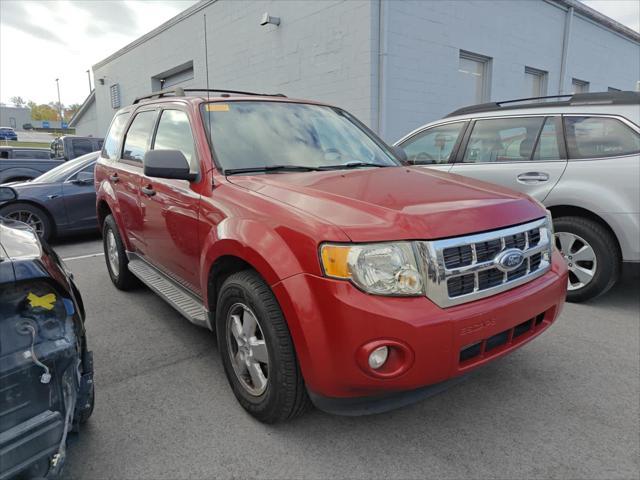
[
  {"x1": 226, "y1": 302, "x2": 269, "y2": 396},
  {"x1": 555, "y1": 231, "x2": 597, "y2": 291},
  {"x1": 106, "y1": 230, "x2": 119, "y2": 276}
]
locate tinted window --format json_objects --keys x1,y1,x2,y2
[
  {"x1": 0, "y1": 151, "x2": 9, "y2": 159},
  {"x1": 463, "y1": 117, "x2": 544, "y2": 163},
  {"x1": 13, "y1": 150, "x2": 51, "y2": 160},
  {"x1": 122, "y1": 111, "x2": 157, "y2": 162},
  {"x1": 400, "y1": 122, "x2": 466, "y2": 164},
  {"x1": 153, "y1": 110, "x2": 197, "y2": 171},
  {"x1": 72, "y1": 139, "x2": 94, "y2": 157},
  {"x1": 102, "y1": 113, "x2": 129, "y2": 160},
  {"x1": 201, "y1": 102, "x2": 398, "y2": 171},
  {"x1": 564, "y1": 116, "x2": 640, "y2": 159},
  {"x1": 532, "y1": 118, "x2": 561, "y2": 160},
  {"x1": 32, "y1": 153, "x2": 97, "y2": 184}
]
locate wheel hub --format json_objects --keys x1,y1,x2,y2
[
  {"x1": 555, "y1": 231, "x2": 597, "y2": 291},
  {"x1": 226, "y1": 303, "x2": 269, "y2": 396}
]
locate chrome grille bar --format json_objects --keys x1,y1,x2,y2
[{"x1": 419, "y1": 217, "x2": 553, "y2": 308}]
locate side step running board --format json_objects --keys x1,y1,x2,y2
[{"x1": 127, "y1": 256, "x2": 211, "y2": 330}]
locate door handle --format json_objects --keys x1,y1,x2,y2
[
  {"x1": 141, "y1": 185, "x2": 156, "y2": 197},
  {"x1": 517, "y1": 172, "x2": 549, "y2": 184},
  {"x1": 109, "y1": 173, "x2": 119, "y2": 183}
]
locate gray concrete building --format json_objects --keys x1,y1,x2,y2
[
  {"x1": 72, "y1": 0, "x2": 640, "y2": 142},
  {"x1": 0, "y1": 106, "x2": 31, "y2": 130}
]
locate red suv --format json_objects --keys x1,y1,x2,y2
[{"x1": 95, "y1": 89, "x2": 567, "y2": 423}]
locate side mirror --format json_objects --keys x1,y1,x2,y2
[
  {"x1": 392, "y1": 146, "x2": 409, "y2": 165},
  {"x1": 143, "y1": 150, "x2": 197, "y2": 181},
  {"x1": 72, "y1": 172, "x2": 94, "y2": 185},
  {"x1": 0, "y1": 186, "x2": 17, "y2": 202}
]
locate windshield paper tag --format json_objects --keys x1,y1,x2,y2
[
  {"x1": 206, "y1": 104, "x2": 229, "y2": 112},
  {"x1": 27, "y1": 292, "x2": 56, "y2": 310}
]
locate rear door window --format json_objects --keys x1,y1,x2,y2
[
  {"x1": 463, "y1": 117, "x2": 545, "y2": 163},
  {"x1": 72, "y1": 139, "x2": 94, "y2": 158},
  {"x1": 532, "y1": 117, "x2": 561, "y2": 160},
  {"x1": 399, "y1": 122, "x2": 466, "y2": 164},
  {"x1": 563, "y1": 116, "x2": 640, "y2": 159},
  {"x1": 121, "y1": 111, "x2": 158, "y2": 163}
]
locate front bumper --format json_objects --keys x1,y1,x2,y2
[{"x1": 272, "y1": 250, "x2": 567, "y2": 409}]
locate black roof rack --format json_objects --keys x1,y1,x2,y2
[
  {"x1": 132, "y1": 87, "x2": 287, "y2": 104},
  {"x1": 446, "y1": 91, "x2": 640, "y2": 117}
]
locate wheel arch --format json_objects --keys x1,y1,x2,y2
[
  {"x1": 0, "y1": 200, "x2": 58, "y2": 238},
  {"x1": 96, "y1": 199, "x2": 112, "y2": 228},
  {"x1": 206, "y1": 255, "x2": 255, "y2": 330},
  {"x1": 547, "y1": 204, "x2": 621, "y2": 258}
]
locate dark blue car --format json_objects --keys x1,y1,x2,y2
[
  {"x1": 0, "y1": 127, "x2": 18, "y2": 140},
  {"x1": 0, "y1": 151, "x2": 99, "y2": 241}
]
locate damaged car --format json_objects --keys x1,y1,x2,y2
[{"x1": 0, "y1": 213, "x2": 94, "y2": 479}]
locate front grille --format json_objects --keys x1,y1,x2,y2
[
  {"x1": 443, "y1": 245, "x2": 473, "y2": 269},
  {"x1": 459, "y1": 312, "x2": 547, "y2": 365},
  {"x1": 421, "y1": 218, "x2": 552, "y2": 308}
]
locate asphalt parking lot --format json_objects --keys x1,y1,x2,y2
[{"x1": 53, "y1": 235, "x2": 639, "y2": 480}]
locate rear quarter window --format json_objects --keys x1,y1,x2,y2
[{"x1": 564, "y1": 116, "x2": 640, "y2": 159}]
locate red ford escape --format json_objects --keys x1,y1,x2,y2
[{"x1": 95, "y1": 88, "x2": 567, "y2": 423}]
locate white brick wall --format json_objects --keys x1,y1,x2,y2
[
  {"x1": 93, "y1": 0, "x2": 375, "y2": 136},
  {"x1": 88, "y1": 0, "x2": 639, "y2": 144}
]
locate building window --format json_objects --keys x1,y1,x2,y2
[
  {"x1": 571, "y1": 78, "x2": 589, "y2": 94},
  {"x1": 110, "y1": 84, "x2": 121, "y2": 109},
  {"x1": 459, "y1": 50, "x2": 492, "y2": 105},
  {"x1": 524, "y1": 67, "x2": 548, "y2": 98},
  {"x1": 151, "y1": 61, "x2": 194, "y2": 92},
  {"x1": 608, "y1": 87, "x2": 621, "y2": 92}
]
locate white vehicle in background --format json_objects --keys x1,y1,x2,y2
[{"x1": 395, "y1": 91, "x2": 640, "y2": 302}]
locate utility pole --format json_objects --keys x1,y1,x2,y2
[
  {"x1": 86, "y1": 70, "x2": 92, "y2": 93},
  {"x1": 55, "y1": 78, "x2": 63, "y2": 129}
]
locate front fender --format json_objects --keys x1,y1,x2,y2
[
  {"x1": 96, "y1": 180, "x2": 131, "y2": 249},
  {"x1": 200, "y1": 217, "x2": 320, "y2": 306}
]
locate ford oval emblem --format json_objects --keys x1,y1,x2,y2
[{"x1": 495, "y1": 248, "x2": 525, "y2": 272}]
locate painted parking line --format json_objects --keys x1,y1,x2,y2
[{"x1": 62, "y1": 252, "x2": 104, "y2": 261}]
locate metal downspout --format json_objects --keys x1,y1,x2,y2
[
  {"x1": 558, "y1": 6, "x2": 574, "y2": 94},
  {"x1": 376, "y1": 0, "x2": 388, "y2": 139}
]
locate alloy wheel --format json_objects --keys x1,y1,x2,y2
[
  {"x1": 5, "y1": 210, "x2": 45, "y2": 237},
  {"x1": 106, "y1": 229, "x2": 119, "y2": 276},
  {"x1": 226, "y1": 303, "x2": 270, "y2": 396},
  {"x1": 555, "y1": 231, "x2": 597, "y2": 291}
]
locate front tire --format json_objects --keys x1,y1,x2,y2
[
  {"x1": 102, "y1": 215, "x2": 139, "y2": 290},
  {"x1": 0, "y1": 202, "x2": 52, "y2": 241},
  {"x1": 216, "y1": 270, "x2": 310, "y2": 423},
  {"x1": 554, "y1": 216, "x2": 620, "y2": 302}
]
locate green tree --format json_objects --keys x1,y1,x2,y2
[
  {"x1": 64, "y1": 103, "x2": 81, "y2": 121},
  {"x1": 28, "y1": 102, "x2": 59, "y2": 121}
]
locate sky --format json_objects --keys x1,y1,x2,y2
[{"x1": 0, "y1": 0, "x2": 638, "y2": 107}]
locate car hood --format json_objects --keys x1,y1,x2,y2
[
  {"x1": 227, "y1": 166, "x2": 545, "y2": 242},
  {"x1": 3, "y1": 181, "x2": 61, "y2": 197}
]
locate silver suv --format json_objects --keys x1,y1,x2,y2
[{"x1": 395, "y1": 91, "x2": 640, "y2": 302}]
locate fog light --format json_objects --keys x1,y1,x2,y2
[{"x1": 368, "y1": 346, "x2": 389, "y2": 370}]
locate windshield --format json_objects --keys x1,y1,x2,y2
[
  {"x1": 33, "y1": 152, "x2": 97, "y2": 184},
  {"x1": 201, "y1": 101, "x2": 399, "y2": 173}
]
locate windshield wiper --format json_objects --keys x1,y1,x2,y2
[
  {"x1": 318, "y1": 161, "x2": 389, "y2": 170},
  {"x1": 225, "y1": 165, "x2": 322, "y2": 175}
]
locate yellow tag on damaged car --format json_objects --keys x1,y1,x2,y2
[{"x1": 27, "y1": 292, "x2": 56, "y2": 310}]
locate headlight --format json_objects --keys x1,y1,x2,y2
[
  {"x1": 545, "y1": 209, "x2": 555, "y2": 252},
  {"x1": 320, "y1": 242, "x2": 424, "y2": 296}
]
